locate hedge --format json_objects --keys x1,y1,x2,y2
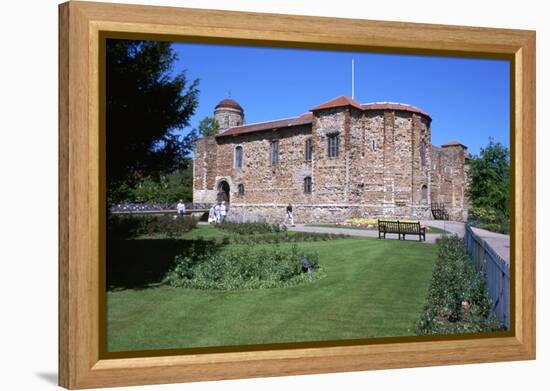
[{"x1": 415, "y1": 235, "x2": 501, "y2": 335}]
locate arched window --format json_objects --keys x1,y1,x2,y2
[
  {"x1": 238, "y1": 184, "x2": 245, "y2": 195},
  {"x1": 270, "y1": 140, "x2": 279, "y2": 165},
  {"x1": 421, "y1": 185, "x2": 428, "y2": 203},
  {"x1": 234, "y1": 146, "x2": 243, "y2": 169},
  {"x1": 420, "y1": 142, "x2": 426, "y2": 166},
  {"x1": 304, "y1": 176, "x2": 312, "y2": 194},
  {"x1": 304, "y1": 138, "x2": 312, "y2": 161},
  {"x1": 327, "y1": 133, "x2": 339, "y2": 158}
]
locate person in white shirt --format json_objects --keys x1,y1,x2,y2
[
  {"x1": 214, "y1": 203, "x2": 221, "y2": 223},
  {"x1": 176, "y1": 200, "x2": 186, "y2": 218},
  {"x1": 208, "y1": 205, "x2": 216, "y2": 224},
  {"x1": 284, "y1": 203, "x2": 295, "y2": 226},
  {"x1": 220, "y1": 201, "x2": 227, "y2": 222}
]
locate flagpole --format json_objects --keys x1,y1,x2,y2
[{"x1": 351, "y1": 58, "x2": 355, "y2": 99}]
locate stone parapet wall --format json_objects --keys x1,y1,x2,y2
[{"x1": 193, "y1": 190, "x2": 217, "y2": 204}]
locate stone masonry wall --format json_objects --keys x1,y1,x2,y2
[
  {"x1": 192, "y1": 136, "x2": 218, "y2": 203},
  {"x1": 429, "y1": 144, "x2": 469, "y2": 220},
  {"x1": 193, "y1": 106, "x2": 468, "y2": 222},
  {"x1": 215, "y1": 125, "x2": 313, "y2": 208},
  {"x1": 214, "y1": 107, "x2": 244, "y2": 129}
]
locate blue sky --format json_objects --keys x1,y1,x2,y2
[{"x1": 172, "y1": 42, "x2": 510, "y2": 156}]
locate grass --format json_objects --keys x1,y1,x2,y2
[
  {"x1": 306, "y1": 223, "x2": 448, "y2": 234},
  {"x1": 107, "y1": 225, "x2": 438, "y2": 352}
]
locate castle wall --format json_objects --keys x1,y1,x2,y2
[
  {"x1": 214, "y1": 125, "x2": 313, "y2": 207},
  {"x1": 429, "y1": 144, "x2": 469, "y2": 220},
  {"x1": 214, "y1": 107, "x2": 244, "y2": 129},
  {"x1": 310, "y1": 107, "x2": 346, "y2": 204},
  {"x1": 193, "y1": 103, "x2": 469, "y2": 223},
  {"x1": 192, "y1": 136, "x2": 218, "y2": 203}
]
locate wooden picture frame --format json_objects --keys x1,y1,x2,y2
[{"x1": 58, "y1": 1, "x2": 536, "y2": 389}]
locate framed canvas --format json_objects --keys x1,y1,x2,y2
[{"x1": 58, "y1": 0, "x2": 536, "y2": 389}]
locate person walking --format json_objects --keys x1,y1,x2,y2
[
  {"x1": 176, "y1": 199, "x2": 186, "y2": 218},
  {"x1": 284, "y1": 203, "x2": 295, "y2": 226},
  {"x1": 220, "y1": 201, "x2": 227, "y2": 222},
  {"x1": 214, "y1": 202, "x2": 221, "y2": 223},
  {"x1": 208, "y1": 205, "x2": 216, "y2": 224}
]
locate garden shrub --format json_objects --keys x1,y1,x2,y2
[
  {"x1": 108, "y1": 214, "x2": 198, "y2": 239},
  {"x1": 415, "y1": 235, "x2": 501, "y2": 335},
  {"x1": 215, "y1": 221, "x2": 287, "y2": 235},
  {"x1": 467, "y1": 206, "x2": 509, "y2": 234},
  {"x1": 213, "y1": 222, "x2": 349, "y2": 243},
  {"x1": 219, "y1": 231, "x2": 349, "y2": 244},
  {"x1": 163, "y1": 244, "x2": 324, "y2": 290}
]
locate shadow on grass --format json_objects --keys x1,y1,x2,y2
[{"x1": 107, "y1": 238, "x2": 222, "y2": 291}]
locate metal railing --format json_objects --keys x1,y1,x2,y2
[
  {"x1": 464, "y1": 225, "x2": 510, "y2": 329},
  {"x1": 110, "y1": 202, "x2": 212, "y2": 215}
]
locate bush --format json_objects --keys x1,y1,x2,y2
[
  {"x1": 215, "y1": 221, "x2": 287, "y2": 235},
  {"x1": 214, "y1": 222, "x2": 349, "y2": 243},
  {"x1": 218, "y1": 231, "x2": 349, "y2": 244},
  {"x1": 468, "y1": 206, "x2": 509, "y2": 234},
  {"x1": 415, "y1": 236, "x2": 501, "y2": 335},
  {"x1": 163, "y1": 244, "x2": 324, "y2": 290},
  {"x1": 108, "y1": 214, "x2": 198, "y2": 239}
]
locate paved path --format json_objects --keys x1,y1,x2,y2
[
  {"x1": 287, "y1": 224, "x2": 443, "y2": 243},
  {"x1": 288, "y1": 220, "x2": 510, "y2": 263}
]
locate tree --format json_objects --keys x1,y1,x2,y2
[
  {"x1": 196, "y1": 116, "x2": 220, "y2": 137},
  {"x1": 467, "y1": 139, "x2": 510, "y2": 216},
  {"x1": 106, "y1": 39, "x2": 199, "y2": 203},
  {"x1": 132, "y1": 162, "x2": 194, "y2": 203}
]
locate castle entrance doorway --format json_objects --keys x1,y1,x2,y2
[{"x1": 217, "y1": 180, "x2": 230, "y2": 205}]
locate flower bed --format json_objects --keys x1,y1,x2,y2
[
  {"x1": 334, "y1": 218, "x2": 434, "y2": 231},
  {"x1": 163, "y1": 243, "x2": 324, "y2": 291}
]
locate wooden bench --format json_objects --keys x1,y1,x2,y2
[{"x1": 378, "y1": 219, "x2": 426, "y2": 242}]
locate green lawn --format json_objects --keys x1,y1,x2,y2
[
  {"x1": 306, "y1": 223, "x2": 448, "y2": 234},
  {"x1": 107, "y1": 225, "x2": 437, "y2": 352}
]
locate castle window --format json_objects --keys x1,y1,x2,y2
[
  {"x1": 327, "y1": 134, "x2": 339, "y2": 158},
  {"x1": 304, "y1": 176, "x2": 312, "y2": 193},
  {"x1": 420, "y1": 142, "x2": 426, "y2": 166},
  {"x1": 238, "y1": 184, "x2": 245, "y2": 195},
  {"x1": 234, "y1": 146, "x2": 243, "y2": 169},
  {"x1": 421, "y1": 185, "x2": 428, "y2": 203},
  {"x1": 270, "y1": 140, "x2": 279, "y2": 165},
  {"x1": 304, "y1": 138, "x2": 312, "y2": 161}
]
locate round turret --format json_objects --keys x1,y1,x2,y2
[{"x1": 214, "y1": 98, "x2": 244, "y2": 130}]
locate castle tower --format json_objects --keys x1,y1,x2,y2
[{"x1": 214, "y1": 98, "x2": 244, "y2": 130}]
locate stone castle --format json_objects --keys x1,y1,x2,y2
[{"x1": 193, "y1": 96, "x2": 469, "y2": 223}]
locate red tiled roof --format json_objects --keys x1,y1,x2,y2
[
  {"x1": 217, "y1": 112, "x2": 313, "y2": 137},
  {"x1": 442, "y1": 140, "x2": 467, "y2": 148},
  {"x1": 215, "y1": 97, "x2": 431, "y2": 138},
  {"x1": 215, "y1": 98, "x2": 243, "y2": 111},
  {"x1": 310, "y1": 95, "x2": 364, "y2": 111},
  {"x1": 362, "y1": 102, "x2": 431, "y2": 118}
]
